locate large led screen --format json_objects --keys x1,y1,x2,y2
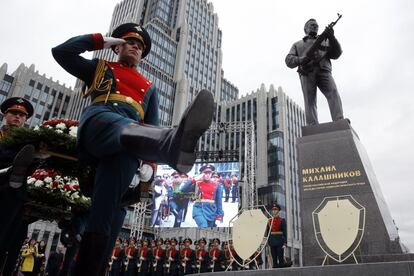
[{"x1": 150, "y1": 162, "x2": 240, "y2": 228}]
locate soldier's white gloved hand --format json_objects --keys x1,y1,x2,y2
[{"x1": 103, "y1": 37, "x2": 126, "y2": 48}]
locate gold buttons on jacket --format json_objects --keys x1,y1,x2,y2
[
  {"x1": 125, "y1": 97, "x2": 133, "y2": 104},
  {"x1": 116, "y1": 79, "x2": 120, "y2": 82},
  {"x1": 115, "y1": 91, "x2": 121, "y2": 94},
  {"x1": 141, "y1": 88, "x2": 145, "y2": 92}
]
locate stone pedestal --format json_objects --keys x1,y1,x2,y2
[{"x1": 297, "y1": 119, "x2": 402, "y2": 266}]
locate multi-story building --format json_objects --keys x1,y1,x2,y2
[
  {"x1": 0, "y1": 64, "x2": 15, "y2": 108},
  {"x1": 0, "y1": 62, "x2": 75, "y2": 127},
  {"x1": 215, "y1": 84, "x2": 306, "y2": 266}
]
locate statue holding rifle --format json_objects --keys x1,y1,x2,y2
[{"x1": 285, "y1": 14, "x2": 344, "y2": 125}]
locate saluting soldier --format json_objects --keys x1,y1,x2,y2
[
  {"x1": 179, "y1": 238, "x2": 194, "y2": 275},
  {"x1": 0, "y1": 97, "x2": 35, "y2": 276},
  {"x1": 191, "y1": 165, "x2": 224, "y2": 227},
  {"x1": 267, "y1": 203, "x2": 287, "y2": 268},
  {"x1": 52, "y1": 22, "x2": 214, "y2": 274}
]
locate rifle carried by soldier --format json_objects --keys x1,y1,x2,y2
[{"x1": 298, "y1": 13, "x2": 342, "y2": 75}]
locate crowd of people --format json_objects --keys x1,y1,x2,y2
[
  {"x1": 105, "y1": 236, "x2": 263, "y2": 276},
  {"x1": 151, "y1": 164, "x2": 239, "y2": 228}
]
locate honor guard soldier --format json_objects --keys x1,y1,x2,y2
[
  {"x1": 137, "y1": 239, "x2": 152, "y2": 276},
  {"x1": 108, "y1": 238, "x2": 123, "y2": 276},
  {"x1": 208, "y1": 238, "x2": 223, "y2": 272},
  {"x1": 195, "y1": 238, "x2": 209, "y2": 273},
  {"x1": 223, "y1": 241, "x2": 238, "y2": 271},
  {"x1": 125, "y1": 238, "x2": 137, "y2": 276},
  {"x1": 0, "y1": 97, "x2": 35, "y2": 188},
  {"x1": 168, "y1": 171, "x2": 192, "y2": 227},
  {"x1": 52, "y1": 22, "x2": 214, "y2": 274},
  {"x1": 223, "y1": 174, "x2": 231, "y2": 202},
  {"x1": 164, "y1": 238, "x2": 179, "y2": 276},
  {"x1": 151, "y1": 238, "x2": 164, "y2": 276},
  {"x1": 230, "y1": 174, "x2": 239, "y2": 203},
  {"x1": 119, "y1": 239, "x2": 130, "y2": 274},
  {"x1": 179, "y1": 238, "x2": 194, "y2": 275},
  {"x1": 267, "y1": 203, "x2": 287, "y2": 268},
  {"x1": 191, "y1": 164, "x2": 224, "y2": 227},
  {"x1": 0, "y1": 97, "x2": 36, "y2": 276}
]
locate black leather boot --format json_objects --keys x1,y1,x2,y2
[
  {"x1": 120, "y1": 89, "x2": 214, "y2": 173},
  {"x1": 74, "y1": 232, "x2": 109, "y2": 276},
  {"x1": 9, "y1": 144, "x2": 35, "y2": 188}
]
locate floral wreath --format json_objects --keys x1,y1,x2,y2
[{"x1": 0, "y1": 119, "x2": 91, "y2": 222}]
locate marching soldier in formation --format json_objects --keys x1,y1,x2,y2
[
  {"x1": 222, "y1": 241, "x2": 238, "y2": 271},
  {"x1": 119, "y1": 239, "x2": 130, "y2": 274},
  {"x1": 195, "y1": 238, "x2": 209, "y2": 273},
  {"x1": 151, "y1": 238, "x2": 164, "y2": 276},
  {"x1": 125, "y1": 238, "x2": 138, "y2": 276},
  {"x1": 208, "y1": 238, "x2": 223, "y2": 273},
  {"x1": 52, "y1": 21, "x2": 214, "y2": 274},
  {"x1": 164, "y1": 238, "x2": 179, "y2": 276},
  {"x1": 108, "y1": 238, "x2": 123, "y2": 276},
  {"x1": 137, "y1": 239, "x2": 152, "y2": 276},
  {"x1": 179, "y1": 238, "x2": 194, "y2": 275}
]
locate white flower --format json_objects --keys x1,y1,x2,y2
[
  {"x1": 46, "y1": 125, "x2": 53, "y2": 129},
  {"x1": 71, "y1": 192, "x2": 80, "y2": 199},
  {"x1": 56, "y1": 129, "x2": 63, "y2": 134},
  {"x1": 34, "y1": 180, "x2": 44, "y2": 187},
  {"x1": 69, "y1": 126, "x2": 78, "y2": 138},
  {"x1": 27, "y1": 177, "x2": 36, "y2": 184},
  {"x1": 34, "y1": 125, "x2": 40, "y2": 131},
  {"x1": 44, "y1": 177, "x2": 53, "y2": 183},
  {"x1": 56, "y1": 123, "x2": 67, "y2": 130}
]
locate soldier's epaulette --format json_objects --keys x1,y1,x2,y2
[{"x1": 81, "y1": 59, "x2": 113, "y2": 98}]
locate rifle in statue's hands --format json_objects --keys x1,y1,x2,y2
[{"x1": 298, "y1": 13, "x2": 342, "y2": 75}]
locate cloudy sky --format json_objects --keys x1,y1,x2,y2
[{"x1": 0, "y1": 0, "x2": 413, "y2": 251}]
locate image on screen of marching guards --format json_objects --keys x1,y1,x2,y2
[{"x1": 151, "y1": 162, "x2": 240, "y2": 228}]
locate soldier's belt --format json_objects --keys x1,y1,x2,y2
[
  {"x1": 92, "y1": 94, "x2": 144, "y2": 119},
  {"x1": 195, "y1": 199, "x2": 215, "y2": 203},
  {"x1": 271, "y1": 231, "x2": 283, "y2": 235}
]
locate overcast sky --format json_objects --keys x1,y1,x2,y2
[{"x1": 0, "y1": 0, "x2": 413, "y2": 251}]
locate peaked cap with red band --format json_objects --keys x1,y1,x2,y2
[
  {"x1": 111, "y1": 23, "x2": 152, "y2": 58},
  {"x1": 1, "y1": 97, "x2": 34, "y2": 118}
]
